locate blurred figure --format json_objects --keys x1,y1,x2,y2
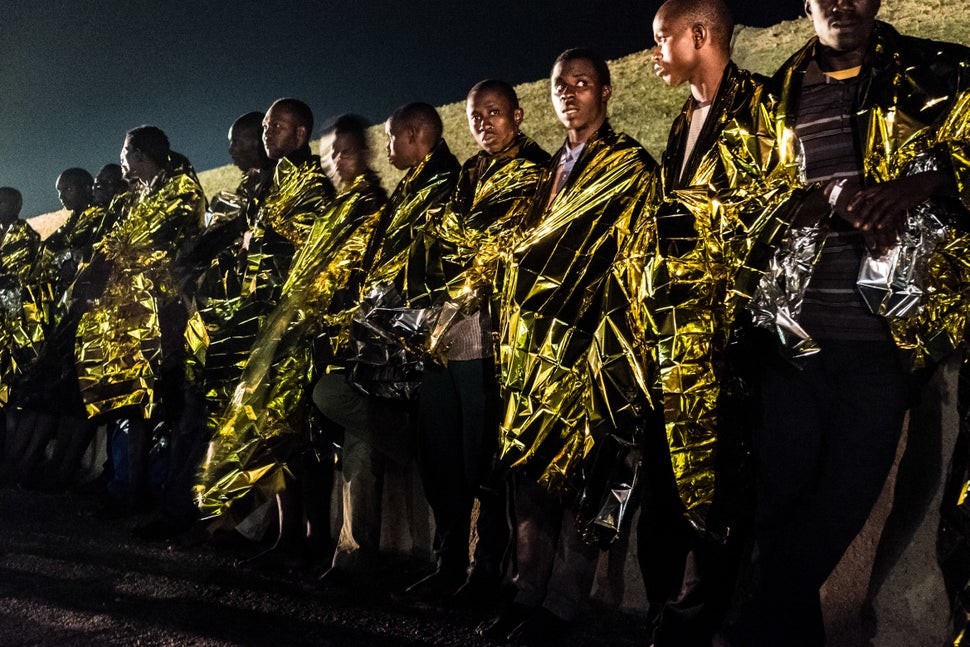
[
  {"x1": 7, "y1": 167, "x2": 107, "y2": 491},
  {"x1": 91, "y1": 163, "x2": 126, "y2": 209},
  {"x1": 186, "y1": 100, "x2": 335, "y2": 544},
  {"x1": 196, "y1": 113, "x2": 384, "y2": 571},
  {"x1": 314, "y1": 102, "x2": 460, "y2": 587}
]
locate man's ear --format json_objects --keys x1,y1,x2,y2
[
  {"x1": 601, "y1": 84, "x2": 613, "y2": 103},
  {"x1": 297, "y1": 125, "x2": 309, "y2": 147},
  {"x1": 692, "y1": 23, "x2": 708, "y2": 49},
  {"x1": 513, "y1": 107, "x2": 524, "y2": 127},
  {"x1": 804, "y1": 0, "x2": 812, "y2": 16}
]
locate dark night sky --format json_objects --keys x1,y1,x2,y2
[{"x1": 1, "y1": 1, "x2": 805, "y2": 216}]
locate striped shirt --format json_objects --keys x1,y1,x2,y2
[{"x1": 794, "y1": 61, "x2": 893, "y2": 343}]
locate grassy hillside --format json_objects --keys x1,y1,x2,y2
[
  {"x1": 200, "y1": 1, "x2": 969, "y2": 198},
  {"x1": 32, "y1": 0, "x2": 970, "y2": 230}
]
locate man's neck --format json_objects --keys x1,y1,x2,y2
[
  {"x1": 689, "y1": 58, "x2": 729, "y2": 105},
  {"x1": 567, "y1": 117, "x2": 605, "y2": 148},
  {"x1": 281, "y1": 144, "x2": 312, "y2": 167},
  {"x1": 816, "y1": 44, "x2": 868, "y2": 73}
]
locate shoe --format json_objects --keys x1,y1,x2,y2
[
  {"x1": 132, "y1": 516, "x2": 185, "y2": 542},
  {"x1": 402, "y1": 568, "x2": 466, "y2": 603},
  {"x1": 318, "y1": 566, "x2": 353, "y2": 589},
  {"x1": 451, "y1": 572, "x2": 503, "y2": 609},
  {"x1": 508, "y1": 607, "x2": 571, "y2": 647},
  {"x1": 476, "y1": 602, "x2": 533, "y2": 640},
  {"x1": 239, "y1": 545, "x2": 310, "y2": 573},
  {"x1": 167, "y1": 522, "x2": 213, "y2": 551}
]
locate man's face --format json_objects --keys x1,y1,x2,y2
[
  {"x1": 466, "y1": 89, "x2": 523, "y2": 155},
  {"x1": 652, "y1": 10, "x2": 699, "y2": 87},
  {"x1": 93, "y1": 169, "x2": 124, "y2": 207},
  {"x1": 322, "y1": 132, "x2": 367, "y2": 189},
  {"x1": 228, "y1": 125, "x2": 264, "y2": 171},
  {"x1": 262, "y1": 106, "x2": 306, "y2": 160},
  {"x1": 56, "y1": 177, "x2": 89, "y2": 212},
  {"x1": 0, "y1": 197, "x2": 19, "y2": 223},
  {"x1": 385, "y1": 119, "x2": 422, "y2": 170},
  {"x1": 550, "y1": 57, "x2": 611, "y2": 137},
  {"x1": 120, "y1": 137, "x2": 147, "y2": 183},
  {"x1": 805, "y1": 0, "x2": 880, "y2": 55}
]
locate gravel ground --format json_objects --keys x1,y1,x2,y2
[{"x1": 0, "y1": 488, "x2": 649, "y2": 647}]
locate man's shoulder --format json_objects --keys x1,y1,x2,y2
[
  {"x1": 159, "y1": 169, "x2": 206, "y2": 203},
  {"x1": 729, "y1": 62, "x2": 771, "y2": 95},
  {"x1": 427, "y1": 139, "x2": 462, "y2": 176},
  {"x1": 273, "y1": 156, "x2": 335, "y2": 199},
  {"x1": 517, "y1": 134, "x2": 553, "y2": 167},
  {"x1": 716, "y1": 62, "x2": 775, "y2": 123},
  {"x1": 600, "y1": 128, "x2": 658, "y2": 172},
  {"x1": 884, "y1": 24, "x2": 970, "y2": 70}
]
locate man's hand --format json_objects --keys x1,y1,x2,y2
[{"x1": 825, "y1": 171, "x2": 952, "y2": 256}]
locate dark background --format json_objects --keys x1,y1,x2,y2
[{"x1": 1, "y1": 0, "x2": 805, "y2": 216}]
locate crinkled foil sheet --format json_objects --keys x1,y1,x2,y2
[
  {"x1": 636, "y1": 79, "x2": 778, "y2": 529},
  {"x1": 196, "y1": 173, "x2": 384, "y2": 520},
  {"x1": 497, "y1": 129, "x2": 656, "y2": 525},
  {"x1": 0, "y1": 221, "x2": 41, "y2": 405},
  {"x1": 75, "y1": 172, "x2": 205, "y2": 418},
  {"x1": 189, "y1": 164, "x2": 333, "y2": 439},
  {"x1": 424, "y1": 147, "x2": 546, "y2": 358}
]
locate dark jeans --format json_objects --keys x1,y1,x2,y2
[
  {"x1": 417, "y1": 359, "x2": 507, "y2": 577},
  {"x1": 752, "y1": 340, "x2": 915, "y2": 646}
]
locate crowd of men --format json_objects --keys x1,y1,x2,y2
[{"x1": 2, "y1": 0, "x2": 970, "y2": 644}]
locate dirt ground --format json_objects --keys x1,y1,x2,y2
[{"x1": 0, "y1": 487, "x2": 650, "y2": 647}]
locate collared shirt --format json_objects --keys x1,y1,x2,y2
[
  {"x1": 558, "y1": 141, "x2": 586, "y2": 188},
  {"x1": 547, "y1": 141, "x2": 586, "y2": 208}
]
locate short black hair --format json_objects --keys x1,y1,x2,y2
[
  {"x1": 467, "y1": 79, "x2": 520, "y2": 110},
  {"x1": 231, "y1": 111, "x2": 265, "y2": 138},
  {"x1": 97, "y1": 164, "x2": 124, "y2": 184},
  {"x1": 270, "y1": 98, "x2": 314, "y2": 134},
  {"x1": 388, "y1": 102, "x2": 443, "y2": 142},
  {"x1": 57, "y1": 167, "x2": 94, "y2": 188},
  {"x1": 0, "y1": 187, "x2": 22, "y2": 213},
  {"x1": 659, "y1": 0, "x2": 734, "y2": 54},
  {"x1": 323, "y1": 113, "x2": 371, "y2": 151},
  {"x1": 553, "y1": 48, "x2": 612, "y2": 87},
  {"x1": 126, "y1": 125, "x2": 171, "y2": 167}
]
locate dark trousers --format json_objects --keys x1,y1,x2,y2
[
  {"x1": 638, "y1": 423, "x2": 751, "y2": 646},
  {"x1": 313, "y1": 373, "x2": 411, "y2": 574},
  {"x1": 512, "y1": 475, "x2": 600, "y2": 620},
  {"x1": 158, "y1": 386, "x2": 208, "y2": 527},
  {"x1": 417, "y1": 359, "x2": 507, "y2": 577},
  {"x1": 753, "y1": 340, "x2": 915, "y2": 646}
]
